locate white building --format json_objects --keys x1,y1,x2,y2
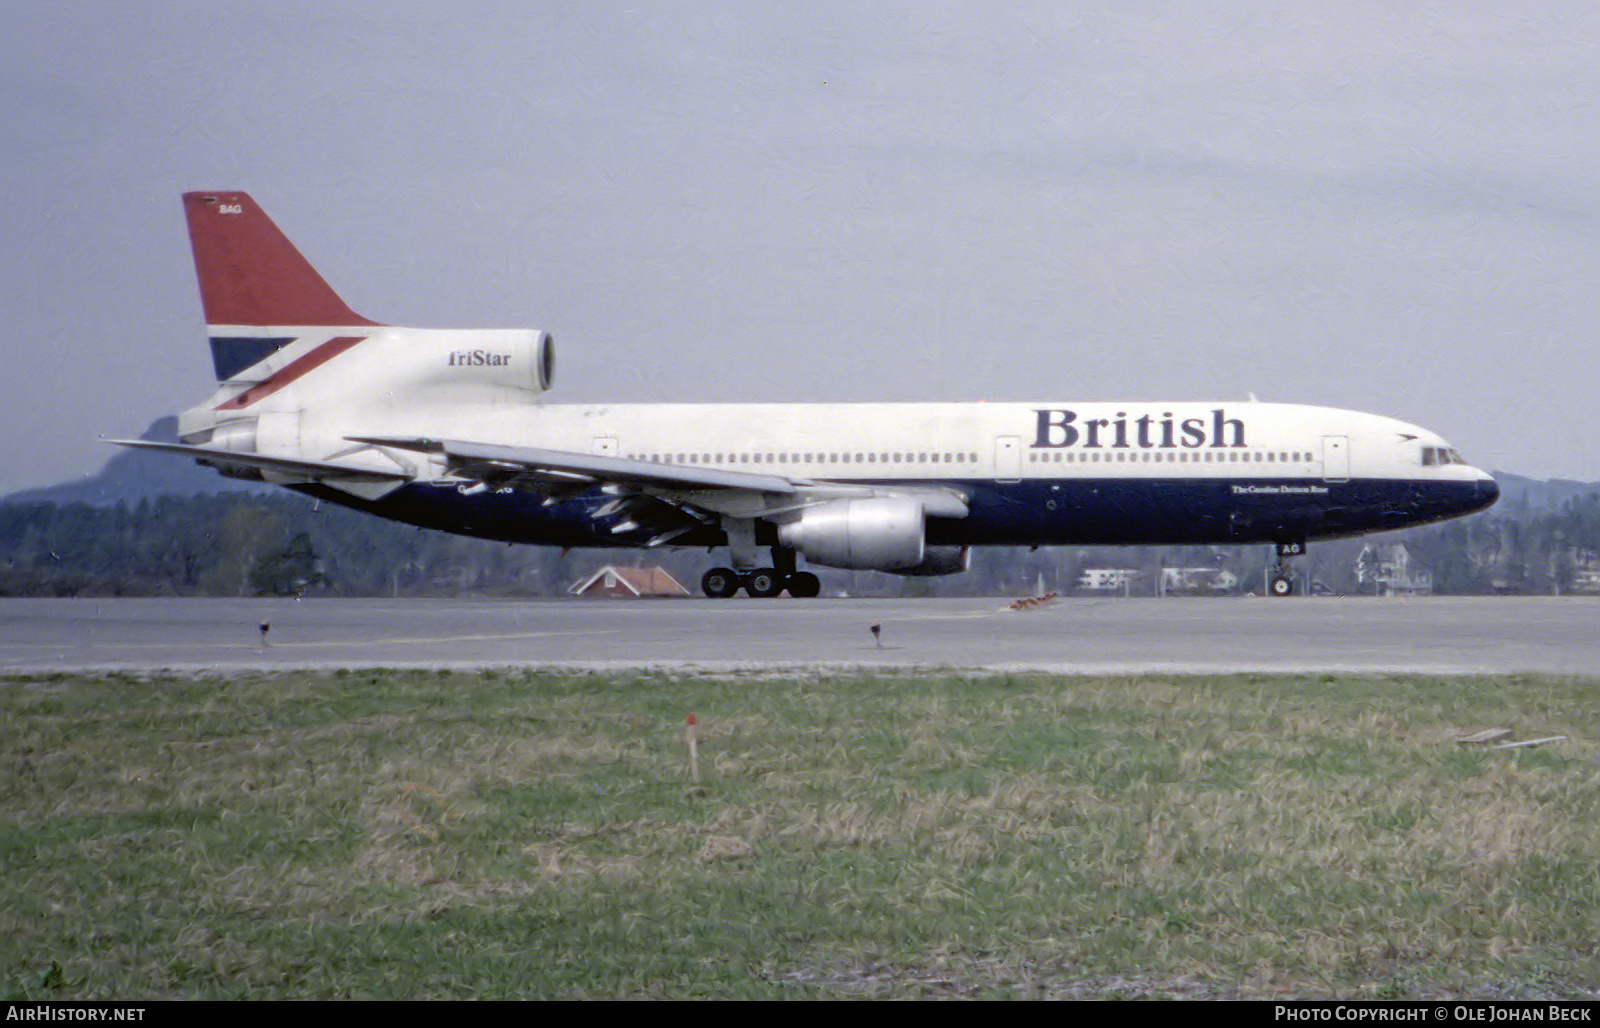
[
  {"x1": 1078, "y1": 568, "x2": 1139, "y2": 591},
  {"x1": 1357, "y1": 544, "x2": 1433, "y2": 596},
  {"x1": 1160, "y1": 567, "x2": 1238, "y2": 595}
]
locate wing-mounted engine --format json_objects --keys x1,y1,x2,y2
[{"x1": 775, "y1": 496, "x2": 929, "y2": 572}]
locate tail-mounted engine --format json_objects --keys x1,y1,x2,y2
[{"x1": 362, "y1": 328, "x2": 555, "y2": 404}]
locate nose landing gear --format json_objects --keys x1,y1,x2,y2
[{"x1": 1269, "y1": 540, "x2": 1306, "y2": 597}]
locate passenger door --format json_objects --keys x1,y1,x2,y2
[
  {"x1": 994, "y1": 436, "x2": 1022, "y2": 482},
  {"x1": 1322, "y1": 435, "x2": 1349, "y2": 482}
]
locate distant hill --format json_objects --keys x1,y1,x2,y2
[
  {"x1": 1491, "y1": 471, "x2": 1600, "y2": 516},
  {"x1": 3, "y1": 417, "x2": 269, "y2": 506}
]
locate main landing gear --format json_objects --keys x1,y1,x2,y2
[
  {"x1": 701, "y1": 567, "x2": 822, "y2": 598},
  {"x1": 703, "y1": 522, "x2": 819, "y2": 598},
  {"x1": 1269, "y1": 540, "x2": 1306, "y2": 598},
  {"x1": 701, "y1": 522, "x2": 811, "y2": 598}
]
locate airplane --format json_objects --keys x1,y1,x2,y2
[{"x1": 110, "y1": 192, "x2": 1500, "y2": 598}]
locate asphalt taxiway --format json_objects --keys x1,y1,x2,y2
[{"x1": 4, "y1": 595, "x2": 1600, "y2": 676}]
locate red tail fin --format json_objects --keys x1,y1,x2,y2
[{"x1": 182, "y1": 192, "x2": 379, "y2": 327}]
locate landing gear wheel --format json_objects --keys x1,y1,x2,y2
[
  {"x1": 701, "y1": 567, "x2": 740, "y2": 598},
  {"x1": 1269, "y1": 575, "x2": 1294, "y2": 597},
  {"x1": 743, "y1": 568, "x2": 784, "y2": 598},
  {"x1": 786, "y1": 572, "x2": 821, "y2": 598}
]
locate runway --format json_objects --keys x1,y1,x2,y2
[{"x1": 5, "y1": 595, "x2": 1600, "y2": 676}]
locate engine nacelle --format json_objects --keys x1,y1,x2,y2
[
  {"x1": 776, "y1": 496, "x2": 926, "y2": 572},
  {"x1": 894, "y1": 546, "x2": 970, "y2": 577},
  {"x1": 360, "y1": 327, "x2": 555, "y2": 403}
]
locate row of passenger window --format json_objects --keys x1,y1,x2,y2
[
  {"x1": 1029, "y1": 450, "x2": 1309, "y2": 464},
  {"x1": 628, "y1": 451, "x2": 984, "y2": 466}
]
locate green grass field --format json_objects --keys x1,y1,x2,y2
[{"x1": 3, "y1": 668, "x2": 1598, "y2": 1000}]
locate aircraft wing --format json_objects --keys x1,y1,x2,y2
[
  {"x1": 347, "y1": 436, "x2": 799, "y2": 494},
  {"x1": 105, "y1": 439, "x2": 412, "y2": 483},
  {"x1": 353, "y1": 435, "x2": 969, "y2": 523}
]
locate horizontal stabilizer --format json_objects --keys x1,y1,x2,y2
[{"x1": 105, "y1": 439, "x2": 412, "y2": 483}]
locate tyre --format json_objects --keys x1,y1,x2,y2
[
  {"x1": 743, "y1": 568, "x2": 784, "y2": 598},
  {"x1": 701, "y1": 567, "x2": 740, "y2": 598},
  {"x1": 1269, "y1": 575, "x2": 1293, "y2": 597}
]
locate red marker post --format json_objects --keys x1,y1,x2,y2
[{"x1": 686, "y1": 713, "x2": 700, "y2": 784}]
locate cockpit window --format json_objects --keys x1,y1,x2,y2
[{"x1": 1422, "y1": 446, "x2": 1466, "y2": 466}]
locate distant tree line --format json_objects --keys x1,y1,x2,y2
[
  {"x1": 0, "y1": 494, "x2": 697, "y2": 598},
  {"x1": 1, "y1": 489, "x2": 1597, "y2": 598}
]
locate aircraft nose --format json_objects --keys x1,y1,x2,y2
[{"x1": 1474, "y1": 474, "x2": 1500, "y2": 510}]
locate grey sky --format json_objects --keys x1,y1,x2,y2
[{"x1": 4, "y1": 2, "x2": 1598, "y2": 493}]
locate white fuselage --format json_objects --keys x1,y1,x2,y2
[{"x1": 146, "y1": 191, "x2": 1503, "y2": 594}]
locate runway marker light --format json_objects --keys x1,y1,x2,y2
[{"x1": 686, "y1": 713, "x2": 700, "y2": 783}]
